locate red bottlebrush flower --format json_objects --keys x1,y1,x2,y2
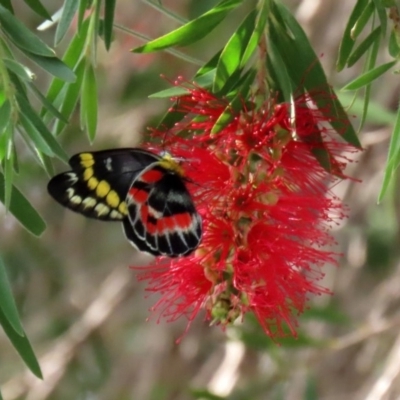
[{"x1": 133, "y1": 80, "x2": 359, "y2": 339}]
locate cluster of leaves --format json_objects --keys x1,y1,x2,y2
[
  {"x1": 337, "y1": 0, "x2": 400, "y2": 199},
  {"x1": 0, "y1": 0, "x2": 115, "y2": 388},
  {"x1": 0, "y1": 0, "x2": 398, "y2": 395}
]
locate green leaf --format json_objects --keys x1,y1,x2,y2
[
  {"x1": 17, "y1": 94, "x2": 69, "y2": 162},
  {"x1": 81, "y1": 63, "x2": 98, "y2": 142},
  {"x1": 0, "y1": 171, "x2": 46, "y2": 235},
  {"x1": 0, "y1": 4, "x2": 54, "y2": 57},
  {"x1": 4, "y1": 59, "x2": 35, "y2": 82},
  {"x1": 347, "y1": 26, "x2": 381, "y2": 67},
  {"x1": 28, "y1": 83, "x2": 68, "y2": 123},
  {"x1": 213, "y1": 9, "x2": 256, "y2": 92},
  {"x1": 342, "y1": 61, "x2": 397, "y2": 90},
  {"x1": 271, "y1": 3, "x2": 361, "y2": 148},
  {"x1": 267, "y1": 40, "x2": 294, "y2": 103},
  {"x1": 378, "y1": 107, "x2": 400, "y2": 201},
  {"x1": 195, "y1": 50, "x2": 222, "y2": 77},
  {"x1": 0, "y1": 257, "x2": 24, "y2": 336},
  {"x1": 19, "y1": 114, "x2": 54, "y2": 157},
  {"x1": 389, "y1": 29, "x2": 400, "y2": 58},
  {"x1": 241, "y1": 0, "x2": 269, "y2": 67},
  {"x1": 3, "y1": 137, "x2": 13, "y2": 210},
  {"x1": 337, "y1": 0, "x2": 369, "y2": 71},
  {"x1": 350, "y1": 1, "x2": 374, "y2": 40},
  {"x1": 53, "y1": 58, "x2": 85, "y2": 135},
  {"x1": 358, "y1": 28, "x2": 380, "y2": 132},
  {"x1": 55, "y1": 0, "x2": 79, "y2": 45},
  {"x1": 149, "y1": 69, "x2": 215, "y2": 98},
  {"x1": 77, "y1": 0, "x2": 89, "y2": 32},
  {"x1": 104, "y1": 0, "x2": 116, "y2": 50},
  {"x1": 23, "y1": 0, "x2": 51, "y2": 20},
  {"x1": 0, "y1": 0, "x2": 13, "y2": 13},
  {"x1": 42, "y1": 19, "x2": 89, "y2": 117},
  {"x1": 211, "y1": 69, "x2": 256, "y2": 134},
  {"x1": 24, "y1": 52, "x2": 76, "y2": 83},
  {"x1": 0, "y1": 307, "x2": 42, "y2": 378},
  {"x1": 132, "y1": 0, "x2": 242, "y2": 52},
  {"x1": 0, "y1": 100, "x2": 11, "y2": 134},
  {"x1": 372, "y1": 0, "x2": 387, "y2": 35}
]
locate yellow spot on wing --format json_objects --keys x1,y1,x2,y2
[
  {"x1": 118, "y1": 202, "x2": 128, "y2": 215},
  {"x1": 106, "y1": 190, "x2": 120, "y2": 208},
  {"x1": 96, "y1": 180, "x2": 110, "y2": 198},
  {"x1": 83, "y1": 167, "x2": 94, "y2": 181},
  {"x1": 88, "y1": 177, "x2": 99, "y2": 190},
  {"x1": 80, "y1": 153, "x2": 94, "y2": 168}
]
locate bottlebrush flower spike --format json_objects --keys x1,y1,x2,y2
[{"x1": 134, "y1": 78, "x2": 359, "y2": 338}]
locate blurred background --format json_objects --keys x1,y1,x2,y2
[{"x1": 1, "y1": 0, "x2": 399, "y2": 399}]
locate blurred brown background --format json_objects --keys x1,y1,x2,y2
[{"x1": 1, "y1": 1, "x2": 399, "y2": 399}]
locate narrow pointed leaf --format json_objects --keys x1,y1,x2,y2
[
  {"x1": 267, "y1": 40, "x2": 294, "y2": 103},
  {"x1": 0, "y1": 257, "x2": 24, "y2": 336},
  {"x1": 24, "y1": 52, "x2": 76, "y2": 82},
  {"x1": 379, "y1": 107, "x2": 400, "y2": 201},
  {"x1": 0, "y1": 0, "x2": 12, "y2": 12},
  {"x1": 19, "y1": 114, "x2": 54, "y2": 157},
  {"x1": 358, "y1": 30, "x2": 379, "y2": 132},
  {"x1": 241, "y1": 0, "x2": 269, "y2": 67},
  {"x1": 132, "y1": 0, "x2": 242, "y2": 52},
  {"x1": 271, "y1": 2, "x2": 361, "y2": 148},
  {"x1": 372, "y1": 0, "x2": 387, "y2": 35},
  {"x1": 212, "y1": 69, "x2": 256, "y2": 134},
  {"x1": 0, "y1": 5, "x2": 54, "y2": 56},
  {"x1": 42, "y1": 19, "x2": 88, "y2": 117},
  {"x1": 3, "y1": 139, "x2": 13, "y2": 210},
  {"x1": 55, "y1": 0, "x2": 79, "y2": 45},
  {"x1": 81, "y1": 63, "x2": 98, "y2": 142},
  {"x1": 350, "y1": 1, "x2": 374, "y2": 40},
  {"x1": 28, "y1": 83, "x2": 67, "y2": 122},
  {"x1": 337, "y1": 0, "x2": 369, "y2": 71},
  {"x1": 4, "y1": 59, "x2": 35, "y2": 81},
  {"x1": 0, "y1": 171, "x2": 46, "y2": 235},
  {"x1": 78, "y1": 0, "x2": 89, "y2": 31},
  {"x1": 342, "y1": 61, "x2": 397, "y2": 91},
  {"x1": 53, "y1": 59, "x2": 85, "y2": 135},
  {"x1": 0, "y1": 308, "x2": 42, "y2": 378},
  {"x1": 347, "y1": 26, "x2": 381, "y2": 67},
  {"x1": 213, "y1": 10, "x2": 256, "y2": 92},
  {"x1": 104, "y1": 0, "x2": 116, "y2": 50},
  {"x1": 0, "y1": 100, "x2": 11, "y2": 134},
  {"x1": 17, "y1": 94, "x2": 69, "y2": 162},
  {"x1": 149, "y1": 69, "x2": 215, "y2": 98},
  {"x1": 23, "y1": 0, "x2": 51, "y2": 20},
  {"x1": 196, "y1": 50, "x2": 222, "y2": 77}
]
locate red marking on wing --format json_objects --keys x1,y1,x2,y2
[
  {"x1": 174, "y1": 213, "x2": 193, "y2": 230},
  {"x1": 156, "y1": 213, "x2": 194, "y2": 234},
  {"x1": 129, "y1": 187, "x2": 148, "y2": 203},
  {"x1": 140, "y1": 205, "x2": 149, "y2": 222},
  {"x1": 139, "y1": 169, "x2": 164, "y2": 184}
]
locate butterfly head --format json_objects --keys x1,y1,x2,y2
[{"x1": 158, "y1": 152, "x2": 185, "y2": 177}]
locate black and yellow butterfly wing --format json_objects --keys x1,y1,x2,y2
[{"x1": 47, "y1": 148, "x2": 160, "y2": 221}]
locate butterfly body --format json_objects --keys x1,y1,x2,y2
[{"x1": 48, "y1": 148, "x2": 202, "y2": 257}]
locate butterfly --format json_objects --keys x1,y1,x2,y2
[{"x1": 47, "y1": 148, "x2": 202, "y2": 257}]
